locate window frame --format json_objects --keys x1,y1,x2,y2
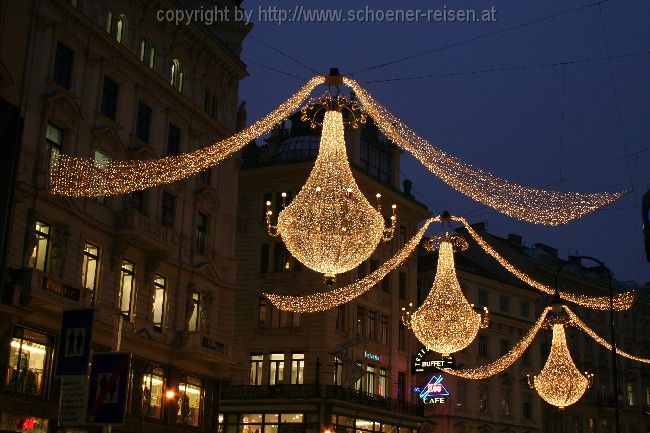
[
  {"x1": 152, "y1": 274, "x2": 166, "y2": 331},
  {"x1": 119, "y1": 260, "x2": 135, "y2": 319},
  {"x1": 81, "y1": 241, "x2": 99, "y2": 293}
]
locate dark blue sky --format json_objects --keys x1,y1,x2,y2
[{"x1": 238, "y1": 0, "x2": 650, "y2": 284}]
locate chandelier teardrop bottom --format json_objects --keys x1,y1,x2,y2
[
  {"x1": 274, "y1": 110, "x2": 387, "y2": 283},
  {"x1": 408, "y1": 239, "x2": 486, "y2": 357}
]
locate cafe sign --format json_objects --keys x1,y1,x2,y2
[{"x1": 413, "y1": 375, "x2": 449, "y2": 404}]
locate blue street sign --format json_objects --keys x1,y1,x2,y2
[
  {"x1": 55, "y1": 308, "x2": 94, "y2": 377},
  {"x1": 86, "y1": 352, "x2": 131, "y2": 425}
]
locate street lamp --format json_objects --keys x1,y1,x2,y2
[{"x1": 554, "y1": 256, "x2": 619, "y2": 433}]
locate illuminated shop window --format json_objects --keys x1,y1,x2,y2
[
  {"x1": 6, "y1": 328, "x2": 52, "y2": 396},
  {"x1": 142, "y1": 366, "x2": 164, "y2": 418},
  {"x1": 177, "y1": 377, "x2": 202, "y2": 426}
]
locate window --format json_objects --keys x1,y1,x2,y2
[
  {"x1": 366, "y1": 365, "x2": 376, "y2": 394},
  {"x1": 166, "y1": 123, "x2": 181, "y2": 156},
  {"x1": 188, "y1": 291, "x2": 200, "y2": 332},
  {"x1": 249, "y1": 354, "x2": 263, "y2": 385},
  {"x1": 334, "y1": 357, "x2": 342, "y2": 386},
  {"x1": 627, "y1": 383, "x2": 635, "y2": 406},
  {"x1": 177, "y1": 376, "x2": 202, "y2": 426},
  {"x1": 81, "y1": 242, "x2": 99, "y2": 292},
  {"x1": 499, "y1": 295, "x2": 510, "y2": 313},
  {"x1": 119, "y1": 260, "x2": 135, "y2": 318},
  {"x1": 360, "y1": 141, "x2": 391, "y2": 183},
  {"x1": 199, "y1": 168, "x2": 211, "y2": 185},
  {"x1": 478, "y1": 335, "x2": 488, "y2": 357},
  {"x1": 397, "y1": 372, "x2": 406, "y2": 402},
  {"x1": 368, "y1": 311, "x2": 376, "y2": 340},
  {"x1": 520, "y1": 301, "x2": 530, "y2": 318},
  {"x1": 398, "y1": 225, "x2": 407, "y2": 246},
  {"x1": 152, "y1": 275, "x2": 166, "y2": 330},
  {"x1": 135, "y1": 101, "x2": 152, "y2": 143},
  {"x1": 398, "y1": 322, "x2": 406, "y2": 350},
  {"x1": 457, "y1": 380, "x2": 467, "y2": 408},
  {"x1": 94, "y1": 150, "x2": 111, "y2": 205},
  {"x1": 106, "y1": 9, "x2": 112, "y2": 33},
  {"x1": 379, "y1": 315, "x2": 388, "y2": 345},
  {"x1": 523, "y1": 392, "x2": 533, "y2": 419},
  {"x1": 6, "y1": 328, "x2": 52, "y2": 396},
  {"x1": 500, "y1": 389, "x2": 511, "y2": 415},
  {"x1": 356, "y1": 307, "x2": 364, "y2": 335},
  {"x1": 160, "y1": 192, "x2": 175, "y2": 228},
  {"x1": 107, "y1": 11, "x2": 126, "y2": 43},
  {"x1": 170, "y1": 59, "x2": 184, "y2": 92},
  {"x1": 336, "y1": 305, "x2": 346, "y2": 331},
  {"x1": 100, "y1": 76, "x2": 118, "y2": 120},
  {"x1": 204, "y1": 89, "x2": 218, "y2": 120},
  {"x1": 259, "y1": 243, "x2": 269, "y2": 273},
  {"x1": 273, "y1": 243, "x2": 293, "y2": 272},
  {"x1": 142, "y1": 366, "x2": 164, "y2": 418},
  {"x1": 500, "y1": 339, "x2": 510, "y2": 356},
  {"x1": 139, "y1": 39, "x2": 155, "y2": 68},
  {"x1": 45, "y1": 123, "x2": 62, "y2": 175},
  {"x1": 398, "y1": 272, "x2": 406, "y2": 300},
  {"x1": 53, "y1": 41, "x2": 73, "y2": 89},
  {"x1": 258, "y1": 298, "x2": 268, "y2": 328},
  {"x1": 478, "y1": 289, "x2": 488, "y2": 307},
  {"x1": 29, "y1": 221, "x2": 50, "y2": 271},
  {"x1": 478, "y1": 386, "x2": 489, "y2": 414},
  {"x1": 269, "y1": 354, "x2": 284, "y2": 385},
  {"x1": 290, "y1": 354, "x2": 304, "y2": 384},
  {"x1": 130, "y1": 190, "x2": 144, "y2": 212},
  {"x1": 196, "y1": 213, "x2": 207, "y2": 254},
  {"x1": 381, "y1": 276, "x2": 390, "y2": 293},
  {"x1": 378, "y1": 368, "x2": 387, "y2": 397}
]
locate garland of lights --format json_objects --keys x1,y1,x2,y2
[
  {"x1": 564, "y1": 306, "x2": 650, "y2": 364},
  {"x1": 264, "y1": 217, "x2": 439, "y2": 312},
  {"x1": 528, "y1": 322, "x2": 593, "y2": 409},
  {"x1": 451, "y1": 215, "x2": 635, "y2": 311},
  {"x1": 49, "y1": 76, "x2": 326, "y2": 196},
  {"x1": 343, "y1": 77, "x2": 628, "y2": 226},
  {"x1": 267, "y1": 110, "x2": 396, "y2": 284},
  {"x1": 442, "y1": 307, "x2": 551, "y2": 380},
  {"x1": 404, "y1": 237, "x2": 488, "y2": 357}
]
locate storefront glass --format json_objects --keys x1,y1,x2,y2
[{"x1": 5, "y1": 328, "x2": 51, "y2": 396}]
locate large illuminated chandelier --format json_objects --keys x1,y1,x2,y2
[
  {"x1": 527, "y1": 304, "x2": 593, "y2": 410},
  {"x1": 403, "y1": 229, "x2": 488, "y2": 356},
  {"x1": 266, "y1": 95, "x2": 397, "y2": 284}
]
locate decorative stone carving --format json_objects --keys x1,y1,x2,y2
[
  {"x1": 199, "y1": 292, "x2": 213, "y2": 332},
  {"x1": 22, "y1": 209, "x2": 39, "y2": 267},
  {"x1": 49, "y1": 223, "x2": 69, "y2": 277},
  {"x1": 110, "y1": 237, "x2": 129, "y2": 269},
  {"x1": 144, "y1": 251, "x2": 166, "y2": 284}
]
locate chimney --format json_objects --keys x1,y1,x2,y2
[
  {"x1": 508, "y1": 234, "x2": 522, "y2": 247},
  {"x1": 534, "y1": 243, "x2": 558, "y2": 258}
]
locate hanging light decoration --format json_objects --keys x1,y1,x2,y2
[
  {"x1": 529, "y1": 322, "x2": 593, "y2": 409},
  {"x1": 404, "y1": 234, "x2": 488, "y2": 356},
  {"x1": 266, "y1": 104, "x2": 396, "y2": 284}
]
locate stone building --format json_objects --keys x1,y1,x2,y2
[
  {"x1": 221, "y1": 110, "x2": 430, "y2": 433},
  {"x1": 0, "y1": 1, "x2": 249, "y2": 432}
]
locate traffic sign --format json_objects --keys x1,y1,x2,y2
[
  {"x1": 55, "y1": 308, "x2": 94, "y2": 377},
  {"x1": 86, "y1": 352, "x2": 130, "y2": 425}
]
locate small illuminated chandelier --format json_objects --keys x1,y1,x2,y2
[
  {"x1": 528, "y1": 301, "x2": 593, "y2": 410},
  {"x1": 267, "y1": 92, "x2": 397, "y2": 284},
  {"x1": 403, "y1": 229, "x2": 488, "y2": 357}
]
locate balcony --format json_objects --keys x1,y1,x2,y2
[
  {"x1": 174, "y1": 331, "x2": 232, "y2": 367},
  {"x1": 220, "y1": 384, "x2": 424, "y2": 417},
  {"x1": 2, "y1": 268, "x2": 84, "y2": 309},
  {"x1": 117, "y1": 208, "x2": 177, "y2": 252}
]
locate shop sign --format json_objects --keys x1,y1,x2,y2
[
  {"x1": 0, "y1": 412, "x2": 49, "y2": 433},
  {"x1": 413, "y1": 375, "x2": 449, "y2": 404}
]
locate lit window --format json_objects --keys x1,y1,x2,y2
[
  {"x1": 140, "y1": 39, "x2": 155, "y2": 68},
  {"x1": 366, "y1": 365, "x2": 376, "y2": 395},
  {"x1": 627, "y1": 383, "x2": 635, "y2": 406},
  {"x1": 249, "y1": 354, "x2": 263, "y2": 385},
  {"x1": 378, "y1": 368, "x2": 387, "y2": 396},
  {"x1": 188, "y1": 291, "x2": 200, "y2": 332},
  {"x1": 29, "y1": 221, "x2": 50, "y2": 271},
  {"x1": 196, "y1": 213, "x2": 207, "y2": 254},
  {"x1": 6, "y1": 328, "x2": 52, "y2": 395},
  {"x1": 258, "y1": 298, "x2": 268, "y2": 328},
  {"x1": 45, "y1": 124, "x2": 62, "y2": 175},
  {"x1": 170, "y1": 59, "x2": 184, "y2": 92},
  {"x1": 115, "y1": 15, "x2": 126, "y2": 43},
  {"x1": 142, "y1": 366, "x2": 164, "y2": 418},
  {"x1": 148, "y1": 45, "x2": 155, "y2": 69},
  {"x1": 290, "y1": 353, "x2": 304, "y2": 384},
  {"x1": 177, "y1": 377, "x2": 202, "y2": 426},
  {"x1": 81, "y1": 242, "x2": 99, "y2": 292},
  {"x1": 269, "y1": 353, "x2": 284, "y2": 385},
  {"x1": 334, "y1": 357, "x2": 342, "y2": 386},
  {"x1": 354, "y1": 362, "x2": 362, "y2": 391},
  {"x1": 152, "y1": 275, "x2": 166, "y2": 330},
  {"x1": 119, "y1": 260, "x2": 135, "y2": 319},
  {"x1": 105, "y1": 9, "x2": 113, "y2": 33}
]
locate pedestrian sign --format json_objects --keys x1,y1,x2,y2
[
  {"x1": 55, "y1": 308, "x2": 94, "y2": 377},
  {"x1": 86, "y1": 352, "x2": 130, "y2": 425}
]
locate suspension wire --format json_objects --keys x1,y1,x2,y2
[
  {"x1": 348, "y1": 0, "x2": 609, "y2": 76},
  {"x1": 362, "y1": 50, "x2": 650, "y2": 84},
  {"x1": 242, "y1": 57, "x2": 307, "y2": 79},
  {"x1": 248, "y1": 34, "x2": 320, "y2": 74}
]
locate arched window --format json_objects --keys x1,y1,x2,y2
[
  {"x1": 115, "y1": 15, "x2": 125, "y2": 43},
  {"x1": 106, "y1": 10, "x2": 113, "y2": 33},
  {"x1": 170, "y1": 59, "x2": 184, "y2": 92},
  {"x1": 140, "y1": 40, "x2": 156, "y2": 69},
  {"x1": 148, "y1": 45, "x2": 155, "y2": 69}
]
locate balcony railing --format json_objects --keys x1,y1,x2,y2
[{"x1": 220, "y1": 384, "x2": 424, "y2": 417}]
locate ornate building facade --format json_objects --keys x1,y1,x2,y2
[{"x1": 0, "y1": 1, "x2": 249, "y2": 432}]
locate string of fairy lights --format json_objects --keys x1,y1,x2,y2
[
  {"x1": 343, "y1": 77, "x2": 628, "y2": 226},
  {"x1": 266, "y1": 110, "x2": 396, "y2": 285},
  {"x1": 451, "y1": 215, "x2": 636, "y2": 311},
  {"x1": 264, "y1": 217, "x2": 439, "y2": 313},
  {"x1": 49, "y1": 76, "x2": 326, "y2": 196}
]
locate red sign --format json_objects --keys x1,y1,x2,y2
[{"x1": 17, "y1": 418, "x2": 35, "y2": 431}]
